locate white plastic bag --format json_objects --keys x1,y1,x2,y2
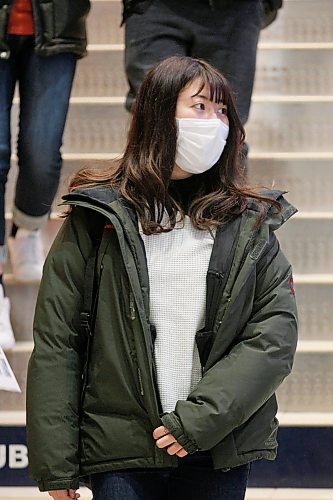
[{"x1": 0, "y1": 346, "x2": 21, "y2": 392}]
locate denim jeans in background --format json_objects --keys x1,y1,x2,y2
[
  {"x1": 0, "y1": 35, "x2": 76, "y2": 263},
  {"x1": 91, "y1": 453, "x2": 251, "y2": 500},
  {"x1": 125, "y1": 0, "x2": 263, "y2": 123}
]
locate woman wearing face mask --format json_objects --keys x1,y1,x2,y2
[{"x1": 26, "y1": 56, "x2": 298, "y2": 500}]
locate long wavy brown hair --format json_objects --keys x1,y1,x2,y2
[{"x1": 70, "y1": 56, "x2": 279, "y2": 233}]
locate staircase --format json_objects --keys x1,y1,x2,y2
[{"x1": 1, "y1": 1, "x2": 333, "y2": 498}]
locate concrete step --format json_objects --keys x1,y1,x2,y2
[
  {"x1": 245, "y1": 101, "x2": 333, "y2": 154},
  {"x1": 259, "y1": 0, "x2": 333, "y2": 44},
  {"x1": 295, "y1": 282, "x2": 333, "y2": 342},
  {"x1": 253, "y1": 49, "x2": 333, "y2": 96},
  {"x1": 277, "y1": 218, "x2": 333, "y2": 274},
  {"x1": 2, "y1": 342, "x2": 333, "y2": 412},
  {"x1": 88, "y1": 0, "x2": 123, "y2": 45},
  {"x1": 3, "y1": 410, "x2": 333, "y2": 427},
  {"x1": 87, "y1": 0, "x2": 333, "y2": 46},
  {"x1": 71, "y1": 48, "x2": 333, "y2": 98},
  {"x1": 73, "y1": 49, "x2": 128, "y2": 97},
  {"x1": 276, "y1": 351, "x2": 333, "y2": 412},
  {"x1": 5, "y1": 157, "x2": 333, "y2": 215},
  {"x1": 3, "y1": 204, "x2": 333, "y2": 279},
  {"x1": 248, "y1": 159, "x2": 333, "y2": 213},
  {"x1": 1, "y1": 487, "x2": 333, "y2": 500},
  {"x1": 8, "y1": 211, "x2": 323, "y2": 276},
  {"x1": 4, "y1": 410, "x2": 333, "y2": 427},
  {"x1": 10, "y1": 101, "x2": 333, "y2": 155},
  {"x1": 4, "y1": 276, "x2": 333, "y2": 342}
]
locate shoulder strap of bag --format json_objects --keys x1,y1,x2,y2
[
  {"x1": 79, "y1": 214, "x2": 107, "y2": 339},
  {"x1": 196, "y1": 215, "x2": 244, "y2": 369},
  {"x1": 80, "y1": 247, "x2": 99, "y2": 339},
  {"x1": 205, "y1": 214, "x2": 243, "y2": 332},
  {"x1": 79, "y1": 218, "x2": 107, "y2": 400}
]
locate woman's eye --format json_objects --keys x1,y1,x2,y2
[
  {"x1": 194, "y1": 103, "x2": 205, "y2": 110},
  {"x1": 217, "y1": 107, "x2": 227, "y2": 115}
]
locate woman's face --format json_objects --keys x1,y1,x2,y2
[{"x1": 172, "y1": 79, "x2": 229, "y2": 180}]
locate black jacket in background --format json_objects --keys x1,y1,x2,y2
[
  {"x1": 0, "y1": 0, "x2": 90, "y2": 59},
  {"x1": 122, "y1": 0, "x2": 283, "y2": 28}
]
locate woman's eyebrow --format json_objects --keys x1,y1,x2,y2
[
  {"x1": 191, "y1": 93, "x2": 210, "y2": 100},
  {"x1": 191, "y1": 94, "x2": 226, "y2": 105}
]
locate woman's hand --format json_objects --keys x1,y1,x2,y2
[
  {"x1": 48, "y1": 490, "x2": 80, "y2": 499},
  {"x1": 153, "y1": 426, "x2": 188, "y2": 457}
]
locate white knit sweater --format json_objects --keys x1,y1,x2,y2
[{"x1": 139, "y1": 215, "x2": 215, "y2": 413}]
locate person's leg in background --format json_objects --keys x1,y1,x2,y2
[
  {"x1": 192, "y1": 0, "x2": 263, "y2": 125},
  {"x1": 124, "y1": 0, "x2": 261, "y2": 167},
  {"x1": 124, "y1": 0, "x2": 190, "y2": 111},
  {"x1": 191, "y1": 0, "x2": 263, "y2": 168},
  {"x1": 168, "y1": 453, "x2": 251, "y2": 500},
  {"x1": 0, "y1": 37, "x2": 18, "y2": 349},
  {"x1": 7, "y1": 37, "x2": 76, "y2": 281}
]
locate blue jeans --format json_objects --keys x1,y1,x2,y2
[
  {"x1": 91, "y1": 454, "x2": 250, "y2": 500},
  {"x1": 125, "y1": 0, "x2": 263, "y2": 123},
  {"x1": 0, "y1": 35, "x2": 76, "y2": 263}
]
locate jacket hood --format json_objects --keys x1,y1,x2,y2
[
  {"x1": 247, "y1": 188, "x2": 298, "y2": 231},
  {"x1": 62, "y1": 185, "x2": 119, "y2": 206}
]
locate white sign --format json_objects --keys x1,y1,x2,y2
[{"x1": 0, "y1": 346, "x2": 21, "y2": 392}]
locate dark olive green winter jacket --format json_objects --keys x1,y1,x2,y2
[
  {"x1": 0, "y1": 0, "x2": 90, "y2": 59},
  {"x1": 26, "y1": 186, "x2": 298, "y2": 492}
]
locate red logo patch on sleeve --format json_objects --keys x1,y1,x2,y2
[{"x1": 289, "y1": 275, "x2": 295, "y2": 295}]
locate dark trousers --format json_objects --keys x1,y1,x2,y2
[
  {"x1": 91, "y1": 454, "x2": 250, "y2": 500},
  {"x1": 125, "y1": 0, "x2": 263, "y2": 123},
  {"x1": 0, "y1": 35, "x2": 76, "y2": 261}
]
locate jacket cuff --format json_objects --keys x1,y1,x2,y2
[
  {"x1": 37, "y1": 477, "x2": 80, "y2": 492},
  {"x1": 161, "y1": 412, "x2": 198, "y2": 454}
]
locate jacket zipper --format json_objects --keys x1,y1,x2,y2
[
  {"x1": 137, "y1": 367, "x2": 144, "y2": 396},
  {"x1": 129, "y1": 290, "x2": 145, "y2": 397},
  {"x1": 129, "y1": 293, "x2": 136, "y2": 320}
]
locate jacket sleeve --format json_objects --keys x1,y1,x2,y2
[
  {"x1": 26, "y1": 209, "x2": 93, "y2": 491},
  {"x1": 161, "y1": 235, "x2": 298, "y2": 453}
]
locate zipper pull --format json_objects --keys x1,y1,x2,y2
[{"x1": 208, "y1": 270, "x2": 225, "y2": 279}]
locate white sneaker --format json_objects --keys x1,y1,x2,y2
[
  {"x1": 8, "y1": 229, "x2": 44, "y2": 282},
  {"x1": 0, "y1": 286, "x2": 15, "y2": 350}
]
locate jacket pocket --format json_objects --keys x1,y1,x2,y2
[{"x1": 81, "y1": 413, "x2": 152, "y2": 463}]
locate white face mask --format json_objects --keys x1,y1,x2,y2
[{"x1": 175, "y1": 118, "x2": 229, "y2": 174}]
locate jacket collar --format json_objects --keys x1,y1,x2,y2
[{"x1": 62, "y1": 185, "x2": 297, "y2": 233}]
